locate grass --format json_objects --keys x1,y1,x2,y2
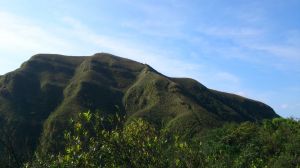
[{"x1": 0, "y1": 53, "x2": 279, "y2": 157}]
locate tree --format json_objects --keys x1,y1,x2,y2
[{"x1": 24, "y1": 113, "x2": 300, "y2": 168}]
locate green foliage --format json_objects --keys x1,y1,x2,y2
[
  {"x1": 201, "y1": 118, "x2": 300, "y2": 168},
  {"x1": 25, "y1": 111, "x2": 209, "y2": 168},
  {"x1": 24, "y1": 114, "x2": 300, "y2": 168}
]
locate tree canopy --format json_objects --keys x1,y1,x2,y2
[{"x1": 23, "y1": 111, "x2": 300, "y2": 168}]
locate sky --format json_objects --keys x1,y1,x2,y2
[{"x1": 0, "y1": 0, "x2": 299, "y2": 118}]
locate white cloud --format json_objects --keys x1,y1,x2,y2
[
  {"x1": 246, "y1": 43, "x2": 300, "y2": 61},
  {"x1": 0, "y1": 11, "x2": 75, "y2": 55}
]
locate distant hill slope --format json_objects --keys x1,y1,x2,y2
[{"x1": 0, "y1": 53, "x2": 279, "y2": 155}]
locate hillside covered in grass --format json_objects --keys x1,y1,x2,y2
[{"x1": 0, "y1": 53, "x2": 279, "y2": 167}]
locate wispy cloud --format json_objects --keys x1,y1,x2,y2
[
  {"x1": 249, "y1": 44, "x2": 300, "y2": 60},
  {"x1": 119, "y1": 0, "x2": 187, "y2": 39},
  {"x1": 0, "y1": 10, "x2": 85, "y2": 74},
  {"x1": 194, "y1": 23, "x2": 300, "y2": 71},
  {"x1": 197, "y1": 26, "x2": 263, "y2": 39},
  {"x1": 0, "y1": 11, "x2": 75, "y2": 55},
  {"x1": 0, "y1": 10, "x2": 243, "y2": 95},
  {"x1": 61, "y1": 16, "x2": 178, "y2": 67},
  {"x1": 244, "y1": 31, "x2": 300, "y2": 61}
]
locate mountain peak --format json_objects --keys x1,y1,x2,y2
[{"x1": 0, "y1": 53, "x2": 279, "y2": 155}]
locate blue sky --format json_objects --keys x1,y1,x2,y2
[{"x1": 0, "y1": 0, "x2": 299, "y2": 118}]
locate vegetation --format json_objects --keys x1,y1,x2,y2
[
  {"x1": 202, "y1": 118, "x2": 300, "y2": 167},
  {"x1": 23, "y1": 111, "x2": 300, "y2": 168},
  {"x1": 0, "y1": 53, "x2": 285, "y2": 167},
  {"x1": 0, "y1": 53, "x2": 278, "y2": 160}
]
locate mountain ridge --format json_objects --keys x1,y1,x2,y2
[{"x1": 0, "y1": 53, "x2": 279, "y2": 156}]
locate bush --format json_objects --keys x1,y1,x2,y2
[{"x1": 24, "y1": 113, "x2": 300, "y2": 168}]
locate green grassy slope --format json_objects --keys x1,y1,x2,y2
[{"x1": 0, "y1": 53, "x2": 279, "y2": 156}]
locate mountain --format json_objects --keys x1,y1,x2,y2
[{"x1": 0, "y1": 53, "x2": 279, "y2": 156}]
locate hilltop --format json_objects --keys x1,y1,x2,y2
[{"x1": 0, "y1": 53, "x2": 279, "y2": 158}]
